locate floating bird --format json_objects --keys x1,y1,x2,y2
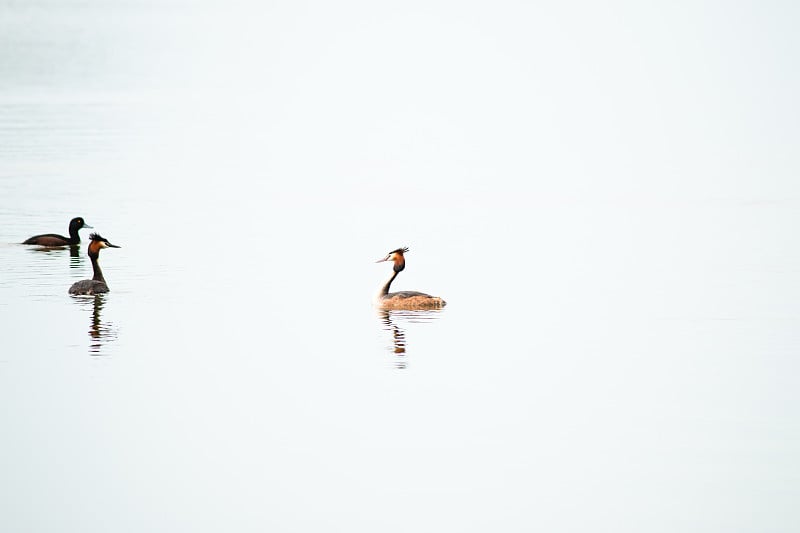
[
  {"x1": 22, "y1": 217, "x2": 92, "y2": 246},
  {"x1": 375, "y1": 247, "x2": 446, "y2": 309},
  {"x1": 68, "y1": 233, "x2": 121, "y2": 295}
]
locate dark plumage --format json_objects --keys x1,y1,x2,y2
[
  {"x1": 23, "y1": 217, "x2": 92, "y2": 246},
  {"x1": 68, "y1": 233, "x2": 121, "y2": 295},
  {"x1": 68, "y1": 279, "x2": 110, "y2": 295}
]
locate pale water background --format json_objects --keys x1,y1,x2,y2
[{"x1": 1, "y1": 1, "x2": 799, "y2": 531}]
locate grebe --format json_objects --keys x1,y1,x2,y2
[
  {"x1": 375, "y1": 247, "x2": 446, "y2": 309},
  {"x1": 68, "y1": 233, "x2": 121, "y2": 295},
  {"x1": 23, "y1": 217, "x2": 92, "y2": 246}
]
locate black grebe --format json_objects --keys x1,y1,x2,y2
[
  {"x1": 375, "y1": 247, "x2": 446, "y2": 309},
  {"x1": 23, "y1": 217, "x2": 92, "y2": 246},
  {"x1": 68, "y1": 233, "x2": 121, "y2": 295}
]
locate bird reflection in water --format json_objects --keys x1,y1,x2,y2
[
  {"x1": 25, "y1": 243, "x2": 84, "y2": 277},
  {"x1": 378, "y1": 309, "x2": 443, "y2": 369},
  {"x1": 72, "y1": 295, "x2": 118, "y2": 355},
  {"x1": 69, "y1": 244, "x2": 82, "y2": 268},
  {"x1": 24, "y1": 243, "x2": 80, "y2": 257}
]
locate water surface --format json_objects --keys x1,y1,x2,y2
[{"x1": 1, "y1": 1, "x2": 799, "y2": 532}]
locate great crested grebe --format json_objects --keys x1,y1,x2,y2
[
  {"x1": 375, "y1": 247, "x2": 446, "y2": 309},
  {"x1": 68, "y1": 233, "x2": 121, "y2": 295},
  {"x1": 23, "y1": 217, "x2": 93, "y2": 246}
]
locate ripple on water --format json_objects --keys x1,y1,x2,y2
[
  {"x1": 377, "y1": 308, "x2": 445, "y2": 369},
  {"x1": 71, "y1": 294, "x2": 119, "y2": 356}
]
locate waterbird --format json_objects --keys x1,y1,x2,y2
[
  {"x1": 68, "y1": 233, "x2": 121, "y2": 295},
  {"x1": 375, "y1": 247, "x2": 446, "y2": 309},
  {"x1": 22, "y1": 217, "x2": 92, "y2": 246}
]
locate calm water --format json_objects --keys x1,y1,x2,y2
[{"x1": 2, "y1": 1, "x2": 799, "y2": 531}]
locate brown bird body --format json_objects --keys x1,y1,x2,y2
[
  {"x1": 69, "y1": 233, "x2": 121, "y2": 295},
  {"x1": 23, "y1": 217, "x2": 92, "y2": 246},
  {"x1": 375, "y1": 247, "x2": 446, "y2": 310}
]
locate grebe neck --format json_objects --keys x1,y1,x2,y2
[
  {"x1": 381, "y1": 270, "x2": 399, "y2": 296},
  {"x1": 89, "y1": 253, "x2": 105, "y2": 283}
]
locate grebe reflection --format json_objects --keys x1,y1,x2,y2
[
  {"x1": 72, "y1": 294, "x2": 118, "y2": 355},
  {"x1": 379, "y1": 310, "x2": 408, "y2": 368},
  {"x1": 377, "y1": 309, "x2": 443, "y2": 369}
]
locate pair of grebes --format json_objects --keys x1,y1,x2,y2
[
  {"x1": 24, "y1": 218, "x2": 446, "y2": 309},
  {"x1": 23, "y1": 217, "x2": 120, "y2": 296}
]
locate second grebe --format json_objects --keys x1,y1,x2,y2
[
  {"x1": 68, "y1": 233, "x2": 121, "y2": 295},
  {"x1": 23, "y1": 217, "x2": 93, "y2": 246},
  {"x1": 375, "y1": 247, "x2": 446, "y2": 309}
]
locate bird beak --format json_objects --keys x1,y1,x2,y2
[
  {"x1": 375, "y1": 255, "x2": 390, "y2": 263},
  {"x1": 108, "y1": 243, "x2": 121, "y2": 248},
  {"x1": 83, "y1": 223, "x2": 93, "y2": 229}
]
